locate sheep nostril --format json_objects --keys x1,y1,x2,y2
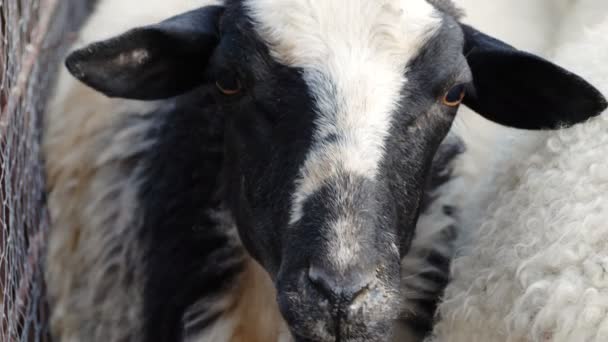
[{"x1": 307, "y1": 264, "x2": 372, "y2": 305}]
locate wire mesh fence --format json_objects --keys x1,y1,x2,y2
[{"x1": 1, "y1": 0, "x2": 93, "y2": 341}]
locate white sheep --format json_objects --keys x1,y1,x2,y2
[{"x1": 429, "y1": 8, "x2": 608, "y2": 342}]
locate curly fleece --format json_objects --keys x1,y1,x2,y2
[{"x1": 429, "y1": 15, "x2": 608, "y2": 342}]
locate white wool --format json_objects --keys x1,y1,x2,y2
[
  {"x1": 552, "y1": 0, "x2": 608, "y2": 51},
  {"x1": 453, "y1": 0, "x2": 560, "y2": 55},
  {"x1": 430, "y1": 13, "x2": 608, "y2": 342},
  {"x1": 77, "y1": 0, "x2": 219, "y2": 46}
]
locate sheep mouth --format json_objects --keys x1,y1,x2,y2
[{"x1": 286, "y1": 311, "x2": 394, "y2": 342}]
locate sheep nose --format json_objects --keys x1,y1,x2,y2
[{"x1": 308, "y1": 264, "x2": 373, "y2": 304}]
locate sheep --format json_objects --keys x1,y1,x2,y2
[
  {"x1": 428, "y1": 8, "x2": 608, "y2": 342},
  {"x1": 43, "y1": 0, "x2": 606, "y2": 341},
  {"x1": 43, "y1": 1, "x2": 224, "y2": 341}
]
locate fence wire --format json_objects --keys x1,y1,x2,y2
[{"x1": 0, "y1": 0, "x2": 93, "y2": 341}]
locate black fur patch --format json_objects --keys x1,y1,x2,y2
[{"x1": 135, "y1": 88, "x2": 245, "y2": 342}]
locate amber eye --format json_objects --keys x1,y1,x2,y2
[
  {"x1": 443, "y1": 84, "x2": 466, "y2": 107},
  {"x1": 215, "y1": 74, "x2": 242, "y2": 95}
]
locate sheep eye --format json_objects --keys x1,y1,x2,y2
[
  {"x1": 443, "y1": 84, "x2": 466, "y2": 107},
  {"x1": 215, "y1": 75, "x2": 242, "y2": 95}
]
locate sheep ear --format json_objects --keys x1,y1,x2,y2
[
  {"x1": 65, "y1": 6, "x2": 223, "y2": 100},
  {"x1": 461, "y1": 24, "x2": 607, "y2": 129}
]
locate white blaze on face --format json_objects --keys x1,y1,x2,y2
[{"x1": 245, "y1": 0, "x2": 441, "y2": 225}]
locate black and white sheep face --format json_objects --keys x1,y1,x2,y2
[
  {"x1": 64, "y1": 0, "x2": 607, "y2": 341},
  {"x1": 215, "y1": 3, "x2": 471, "y2": 340}
]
